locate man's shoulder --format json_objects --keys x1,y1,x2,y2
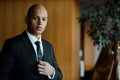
[
  {"x1": 42, "y1": 39, "x2": 51, "y2": 44},
  {"x1": 4, "y1": 31, "x2": 26, "y2": 43},
  {"x1": 42, "y1": 39, "x2": 53, "y2": 46}
]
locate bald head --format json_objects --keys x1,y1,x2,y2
[{"x1": 27, "y1": 4, "x2": 48, "y2": 17}]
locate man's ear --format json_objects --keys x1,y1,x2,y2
[{"x1": 24, "y1": 16, "x2": 28, "y2": 24}]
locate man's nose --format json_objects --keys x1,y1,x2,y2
[{"x1": 37, "y1": 19, "x2": 42, "y2": 25}]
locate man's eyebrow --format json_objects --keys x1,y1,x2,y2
[
  {"x1": 43, "y1": 17, "x2": 47, "y2": 18},
  {"x1": 31, "y1": 15, "x2": 47, "y2": 17}
]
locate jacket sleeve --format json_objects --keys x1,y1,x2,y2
[
  {"x1": 49, "y1": 44, "x2": 63, "y2": 80},
  {"x1": 0, "y1": 39, "x2": 15, "y2": 80}
]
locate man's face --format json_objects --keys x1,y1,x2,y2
[{"x1": 26, "y1": 8, "x2": 48, "y2": 36}]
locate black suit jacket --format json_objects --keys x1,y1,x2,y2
[{"x1": 0, "y1": 31, "x2": 63, "y2": 80}]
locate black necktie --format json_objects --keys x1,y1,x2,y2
[{"x1": 35, "y1": 41, "x2": 42, "y2": 61}]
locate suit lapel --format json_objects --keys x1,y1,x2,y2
[
  {"x1": 42, "y1": 40, "x2": 49, "y2": 61},
  {"x1": 22, "y1": 31, "x2": 37, "y2": 63}
]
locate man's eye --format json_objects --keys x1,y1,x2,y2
[
  {"x1": 42, "y1": 18, "x2": 47, "y2": 21},
  {"x1": 32, "y1": 16, "x2": 38, "y2": 20},
  {"x1": 33, "y1": 17, "x2": 37, "y2": 20}
]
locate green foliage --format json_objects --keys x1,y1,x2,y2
[{"x1": 80, "y1": 0, "x2": 120, "y2": 48}]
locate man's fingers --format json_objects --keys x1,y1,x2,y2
[
  {"x1": 38, "y1": 68, "x2": 44, "y2": 72},
  {"x1": 39, "y1": 61, "x2": 46, "y2": 66},
  {"x1": 38, "y1": 64, "x2": 45, "y2": 69}
]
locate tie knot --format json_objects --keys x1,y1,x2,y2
[{"x1": 35, "y1": 41, "x2": 40, "y2": 46}]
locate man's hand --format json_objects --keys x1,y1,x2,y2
[{"x1": 38, "y1": 61, "x2": 55, "y2": 76}]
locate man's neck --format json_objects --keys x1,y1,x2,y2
[{"x1": 26, "y1": 30, "x2": 41, "y2": 40}]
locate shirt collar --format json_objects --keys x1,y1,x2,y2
[{"x1": 26, "y1": 30, "x2": 42, "y2": 43}]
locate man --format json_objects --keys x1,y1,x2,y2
[{"x1": 0, "y1": 4, "x2": 63, "y2": 80}]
